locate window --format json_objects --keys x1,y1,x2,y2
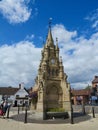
[
  {"x1": 51, "y1": 59, "x2": 55, "y2": 64},
  {"x1": 56, "y1": 69, "x2": 58, "y2": 76},
  {"x1": 25, "y1": 95, "x2": 28, "y2": 98},
  {"x1": 52, "y1": 69, "x2": 54, "y2": 76},
  {"x1": 16, "y1": 95, "x2": 19, "y2": 98}
]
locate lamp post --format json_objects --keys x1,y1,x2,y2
[
  {"x1": 24, "y1": 105, "x2": 28, "y2": 123},
  {"x1": 92, "y1": 106, "x2": 95, "y2": 118},
  {"x1": 69, "y1": 87, "x2": 74, "y2": 124},
  {"x1": 18, "y1": 105, "x2": 20, "y2": 115},
  {"x1": 82, "y1": 97, "x2": 86, "y2": 115},
  {"x1": 7, "y1": 106, "x2": 10, "y2": 118},
  {"x1": 97, "y1": 84, "x2": 98, "y2": 104}
]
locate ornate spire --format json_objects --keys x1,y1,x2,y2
[{"x1": 46, "y1": 18, "x2": 54, "y2": 47}]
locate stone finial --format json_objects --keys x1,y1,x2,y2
[
  {"x1": 56, "y1": 37, "x2": 59, "y2": 49},
  {"x1": 60, "y1": 56, "x2": 62, "y2": 62},
  {"x1": 56, "y1": 37, "x2": 58, "y2": 42}
]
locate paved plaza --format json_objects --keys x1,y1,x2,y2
[
  {"x1": 0, "y1": 106, "x2": 98, "y2": 130},
  {"x1": 0, "y1": 114, "x2": 98, "y2": 130}
]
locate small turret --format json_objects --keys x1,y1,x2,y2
[
  {"x1": 55, "y1": 37, "x2": 59, "y2": 58},
  {"x1": 44, "y1": 44, "x2": 49, "y2": 60},
  {"x1": 59, "y1": 56, "x2": 64, "y2": 79}
]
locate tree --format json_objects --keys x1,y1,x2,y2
[{"x1": 85, "y1": 85, "x2": 91, "y2": 90}]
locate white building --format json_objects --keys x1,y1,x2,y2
[
  {"x1": 14, "y1": 83, "x2": 29, "y2": 106},
  {"x1": 0, "y1": 83, "x2": 29, "y2": 106}
]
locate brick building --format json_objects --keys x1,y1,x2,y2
[{"x1": 71, "y1": 89, "x2": 91, "y2": 105}]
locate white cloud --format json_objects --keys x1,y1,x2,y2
[
  {"x1": 52, "y1": 24, "x2": 98, "y2": 89},
  {"x1": 85, "y1": 8, "x2": 98, "y2": 30},
  {"x1": 25, "y1": 34, "x2": 35, "y2": 40},
  {"x1": 52, "y1": 24, "x2": 77, "y2": 44},
  {"x1": 0, "y1": 0, "x2": 32, "y2": 24},
  {"x1": 0, "y1": 41, "x2": 41, "y2": 87},
  {"x1": 0, "y1": 23, "x2": 98, "y2": 89},
  {"x1": 92, "y1": 20, "x2": 98, "y2": 29}
]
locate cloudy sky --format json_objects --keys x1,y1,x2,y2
[{"x1": 0, "y1": 0, "x2": 98, "y2": 89}]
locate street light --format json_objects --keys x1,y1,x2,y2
[{"x1": 69, "y1": 86, "x2": 74, "y2": 124}]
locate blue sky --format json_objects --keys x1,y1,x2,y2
[{"x1": 0, "y1": 0, "x2": 98, "y2": 89}]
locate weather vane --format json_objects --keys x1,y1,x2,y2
[
  {"x1": 56, "y1": 37, "x2": 58, "y2": 42},
  {"x1": 49, "y1": 17, "x2": 52, "y2": 29}
]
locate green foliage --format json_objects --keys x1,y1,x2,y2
[
  {"x1": 85, "y1": 85, "x2": 91, "y2": 90},
  {"x1": 47, "y1": 108, "x2": 65, "y2": 112}
]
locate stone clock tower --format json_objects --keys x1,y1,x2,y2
[{"x1": 32, "y1": 22, "x2": 71, "y2": 119}]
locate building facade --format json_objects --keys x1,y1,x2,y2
[
  {"x1": 32, "y1": 23, "x2": 71, "y2": 119},
  {"x1": 71, "y1": 89, "x2": 90, "y2": 105},
  {"x1": 0, "y1": 84, "x2": 29, "y2": 106},
  {"x1": 14, "y1": 83, "x2": 29, "y2": 106},
  {"x1": 92, "y1": 76, "x2": 98, "y2": 88},
  {"x1": 0, "y1": 87, "x2": 19, "y2": 103},
  {"x1": 90, "y1": 76, "x2": 98, "y2": 104}
]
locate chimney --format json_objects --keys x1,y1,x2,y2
[
  {"x1": 19, "y1": 83, "x2": 24, "y2": 89},
  {"x1": 19, "y1": 84, "x2": 21, "y2": 89},
  {"x1": 95, "y1": 76, "x2": 98, "y2": 79}
]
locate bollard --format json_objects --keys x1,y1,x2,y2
[
  {"x1": 71, "y1": 107, "x2": 74, "y2": 124},
  {"x1": 43, "y1": 110, "x2": 47, "y2": 120},
  {"x1": 18, "y1": 105, "x2": 20, "y2": 115},
  {"x1": 92, "y1": 107, "x2": 95, "y2": 118},
  {"x1": 82, "y1": 104, "x2": 86, "y2": 115},
  {"x1": 7, "y1": 106, "x2": 10, "y2": 118},
  {"x1": 24, "y1": 106, "x2": 27, "y2": 123}
]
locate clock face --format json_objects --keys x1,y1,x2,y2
[{"x1": 51, "y1": 59, "x2": 55, "y2": 64}]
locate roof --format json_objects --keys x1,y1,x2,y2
[
  {"x1": 92, "y1": 76, "x2": 98, "y2": 83},
  {"x1": 0, "y1": 87, "x2": 19, "y2": 95},
  {"x1": 24, "y1": 88, "x2": 29, "y2": 94},
  {"x1": 71, "y1": 89, "x2": 91, "y2": 96}
]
